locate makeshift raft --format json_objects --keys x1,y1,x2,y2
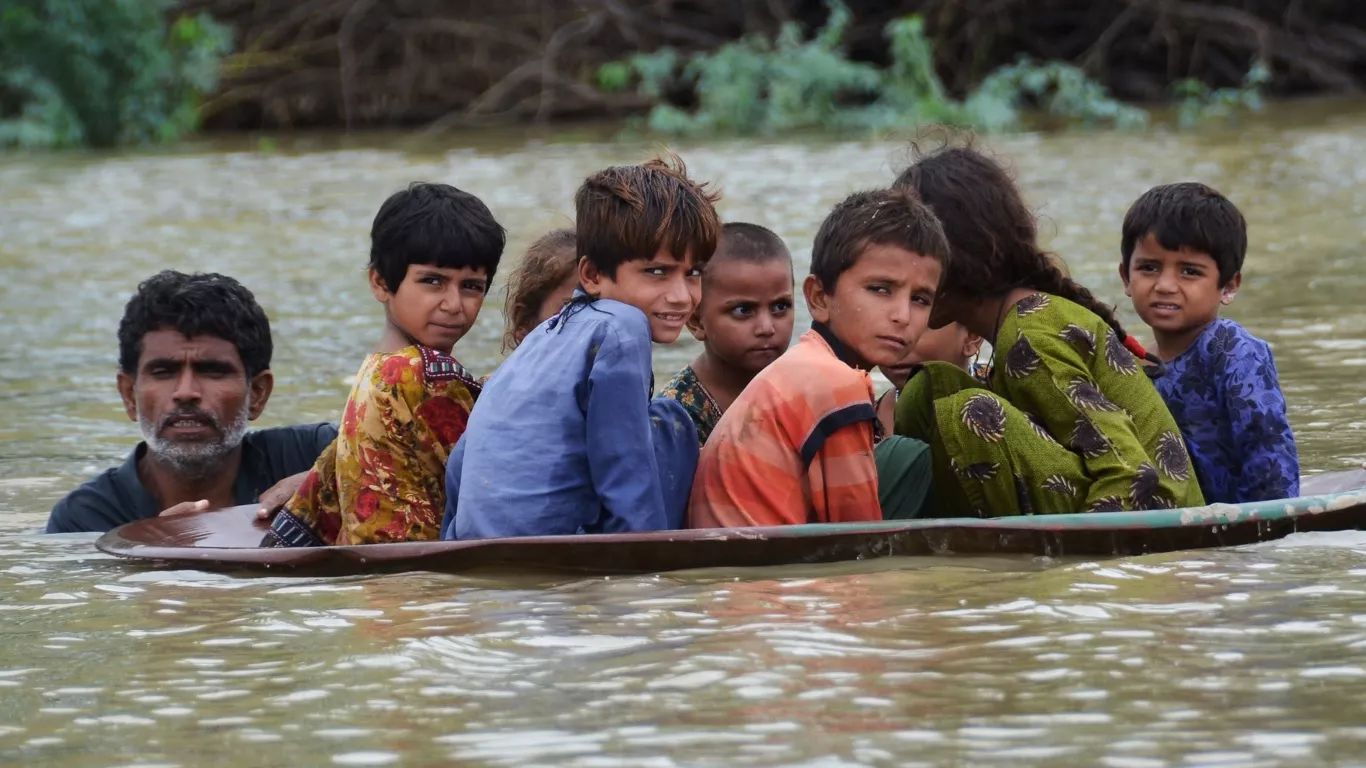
[{"x1": 96, "y1": 469, "x2": 1366, "y2": 575}]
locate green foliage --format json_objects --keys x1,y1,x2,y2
[
  {"x1": 884, "y1": 17, "x2": 942, "y2": 102},
  {"x1": 762, "y1": 5, "x2": 882, "y2": 133},
  {"x1": 601, "y1": 3, "x2": 883, "y2": 136},
  {"x1": 970, "y1": 58, "x2": 1148, "y2": 131},
  {"x1": 0, "y1": 0, "x2": 232, "y2": 149},
  {"x1": 599, "y1": 2, "x2": 1147, "y2": 136},
  {"x1": 595, "y1": 60, "x2": 633, "y2": 93},
  {"x1": 867, "y1": 15, "x2": 978, "y2": 130},
  {"x1": 624, "y1": 48, "x2": 680, "y2": 100},
  {"x1": 1174, "y1": 60, "x2": 1269, "y2": 128}
]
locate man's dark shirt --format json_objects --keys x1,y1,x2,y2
[{"x1": 45, "y1": 423, "x2": 337, "y2": 533}]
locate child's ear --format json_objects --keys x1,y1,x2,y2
[
  {"x1": 1220, "y1": 272, "x2": 1242, "y2": 305},
  {"x1": 685, "y1": 311, "x2": 706, "y2": 341},
  {"x1": 1118, "y1": 262, "x2": 1132, "y2": 296},
  {"x1": 803, "y1": 274, "x2": 831, "y2": 324},
  {"x1": 577, "y1": 256, "x2": 605, "y2": 297},
  {"x1": 368, "y1": 268, "x2": 393, "y2": 303},
  {"x1": 962, "y1": 333, "x2": 984, "y2": 359}
]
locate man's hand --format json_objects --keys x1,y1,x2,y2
[
  {"x1": 257, "y1": 471, "x2": 308, "y2": 521},
  {"x1": 160, "y1": 499, "x2": 210, "y2": 517}
]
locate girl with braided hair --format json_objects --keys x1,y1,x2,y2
[{"x1": 891, "y1": 141, "x2": 1204, "y2": 517}]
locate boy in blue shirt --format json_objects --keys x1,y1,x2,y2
[
  {"x1": 1120, "y1": 182, "x2": 1299, "y2": 503},
  {"x1": 443, "y1": 155, "x2": 719, "y2": 539}
]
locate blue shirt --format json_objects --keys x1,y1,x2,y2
[
  {"x1": 1154, "y1": 318, "x2": 1299, "y2": 503},
  {"x1": 442, "y1": 297, "x2": 696, "y2": 539}
]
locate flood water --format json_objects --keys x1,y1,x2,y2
[{"x1": 2, "y1": 103, "x2": 1365, "y2": 765}]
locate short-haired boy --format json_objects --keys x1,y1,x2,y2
[
  {"x1": 266, "y1": 182, "x2": 503, "y2": 546},
  {"x1": 690, "y1": 188, "x2": 947, "y2": 527},
  {"x1": 1120, "y1": 182, "x2": 1299, "y2": 503},
  {"x1": 444, "y1": 154, "x2": 720, "y2": 539},
  {"x1": 659, "y1": 222, "x2": 796, "y2": 446}
]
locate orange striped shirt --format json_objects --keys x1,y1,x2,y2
[{"x1": 688, "y1": 329, "x2": 881, "y2": 528}]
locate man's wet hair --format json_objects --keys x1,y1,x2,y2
[
  {"x1": 575, "y1": 152, "x2": 721, "y2": 278},
  {"x1": 369, "y1": 182, "x2": 507, "y2": 292},
  {"x1": 810, "y1": 187, "x2": 950, "y2": 290},
  {"x1": 704, "y1": 222, "x2": 792, "y2": 285},
  {"x1": 118, "y1": 270, "x2": 273, "y2": 378},
  {"x1": 1121, "y1": 182, "x2": 1247, "y2": 286}
]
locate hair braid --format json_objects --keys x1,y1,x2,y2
[
  {"x1": 1027, "y1": 255, "x2": 1160, "y2": 367},
  {"x1": 1028, "y1": 257, "x2": 1118, "y2": 335}
]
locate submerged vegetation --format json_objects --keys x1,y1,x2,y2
[
  {"x1": 597, "y1": 3, "x2": 1259, "y2": 136},
  {"x1": 0, "y1": 0, "x2": 231, "y2": 148},
  {"x1": 1174, "y1": 61, "x2": 1272, "y2": 129}
]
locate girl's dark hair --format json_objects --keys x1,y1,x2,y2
[
  {"x1": 503, "y1": 228, "x2": 578, "y2": 352},
  {"x1": 894, "y1": 138, "x2": 1138, "y2": 348},
  {"x1": 369, "y1": 182, "x2": 506, "y2": 292},
  {"x1": 119, "y1": 270, "x2": 272, "y2": 377},
  {"x1": 574, "y1": 152, "x2": 721, "y2": 278},
  {"x1": 1121, "y1": 182, "x2": 1246, "y2": 286}
]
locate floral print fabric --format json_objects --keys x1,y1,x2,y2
[
  {"x1": 895, "y1": 293, "x2": 1205, "y2": 517},
  {"x1": 658, "y1": 365, "x2": 723, "y2": 448},
  {"x1": 1153, "y1": 317, "x2": 1299, "y2": 503},
  {"x1": 269, "y1": 344, "x2": 478, "y2": 546}
]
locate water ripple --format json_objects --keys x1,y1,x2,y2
[{"x1": 3, "y1": 110, "x2": 1366, "y2": 764}]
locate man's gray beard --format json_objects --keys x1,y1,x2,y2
[{"x1": 140, "y1": 399, "x2": 250, "y2": 478}]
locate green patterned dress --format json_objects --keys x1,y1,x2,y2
[{"x1": 894, "y1": 293, "x2": 1205, "y2": 517}]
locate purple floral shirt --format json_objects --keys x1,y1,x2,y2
[{"x1": 1154, "y1": 318, "x2": 1299, "y2": 503}]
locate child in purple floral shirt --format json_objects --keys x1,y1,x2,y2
[{"x1": 1120, "y1": 182, "x2": 1299, "y2": 503}]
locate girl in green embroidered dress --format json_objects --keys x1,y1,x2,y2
[{"x1": 892, "y1": 141, "x2": 1204, "y2": 517}]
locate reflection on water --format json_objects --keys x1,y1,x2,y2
[
  {"x1": 2, "y1": 534, "x2": 1366, "y2": 765},
  {"x1": 2, "y1": 103, "x2": 1365, "y2": 763}
]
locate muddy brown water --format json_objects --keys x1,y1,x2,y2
[{"x1": 2, "y1": 105, "x2": 1364, "y2": 765}]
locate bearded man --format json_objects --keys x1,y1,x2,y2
[{"x1": 45, "y1": 271, "x2": 336, "y2": 533}]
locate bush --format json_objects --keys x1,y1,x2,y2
[
  {"x1": 0, "y1": 0, "x2": 232, "y2": 149},
  {"x1": 610, "y1": 4, "x2": 883, "y2": 136},
  {"x1": 1174, "y1": 60, "x2": 1270, "y2": 128},
  {"x1": 600, "y1": 1, "x2": 1149, "y2": 136}
]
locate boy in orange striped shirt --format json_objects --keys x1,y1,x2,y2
[{"x1": 689, "y1": 188, "x2": 949, "y2": 527}]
